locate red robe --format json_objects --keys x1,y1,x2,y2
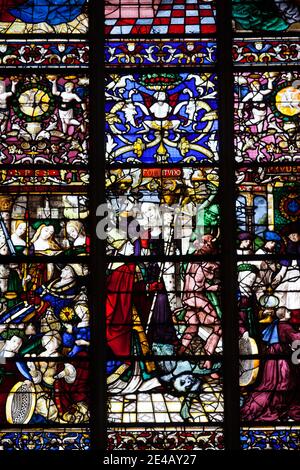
[
  {"x1": 0, "y1": 0, "x2": 27, "y2": 22},
  {"x1": 241, "y1": 322, "x2": 300, "y2": 421},
  {"x1": 54, "y1": 353, "x2": 89, "y2": 417},
  {"x1": 106, "y1": 263, "x2": 135, "y2": 356}
]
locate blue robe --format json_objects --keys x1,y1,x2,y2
[
  {"x1": 36, "y1": 280, "x2": 79, "y2": 317},
  {"x1": 10, "y1": 0, "x2": 85, "y2": 25},
  {"x1": 63, "y1": 326, "x2": 90, "y2": 357}
]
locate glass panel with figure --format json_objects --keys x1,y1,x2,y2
[
  {"x1": 106, "y1": 260, "x2": 222, "y2": 357},
  {"x1": 0, "y1": 75, "x2": 89, "y2": 166},
  {"x1": 107, "y1": 360, "x2": 223, "y2": 424},
  {"x1": 105, "y1": 167, "x2": 220, "y2": 257},
  {"x1": 0, "y1": 263, "x2": 89, "y2": 358},
  {"x1": 0, "y1": 359, "x2": 89, "y2": 425},
  {"x1": 0, "y1": 187, "x2": 89, "y2": 256},
  {"x1": 236, "y1": 166, "x2": 300, "y2": 247},
  {"x1": 236, "y1": 168, "x2": 300, "y2": 425},
  {"x1": 105, "y1": 72, "x2": 218, "y2": 165},
  {"x1": 234, "y1": 71, "x2": 300, "y2": 163}
]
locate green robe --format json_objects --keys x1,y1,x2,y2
[{"x1": 232, "y1": 0, "x2": 288, "y2": 31}]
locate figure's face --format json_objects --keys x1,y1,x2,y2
[
  {"x1": 251, "y1": 81, "x2": 260, "y2": 91},
  {"x1": 141, "y1": 203, "x2": 158, "y2": 223},
  {"x1": 162, "y1": 211, "x2": 173, "y2": 226},
  {"x1": 174, "y1": 373, "x2": 197, "y2": 392},
  {"x1": 67, "y1": 225, "x2": 79, "y2": 239},
  {"x1": 285, "y1": 310, "x2": 291, "y2": 320},
  {"x1": 239, "y1": 271, "x2": 256, "y2": 288},
  {"x1": 155, "y1": 92, "x2": 166, "y2": 103},
  {"x1": 123, "y1": 241, "x2": 135, "y2": 256},
  {"x1": 61, "y1": 265, "x2": 74, "y2": 280},
  {"x1": 265, "y1": 240, "x2": 276, "y2": 251},
  {"x1": 15, "y1": 222, "x2": 26, "y2": 236},
  {"x1": 40, "y1": 225, "x2": 54, "y2": 240},
  {"x1": 204, "y1": 205, "x2": 220, "y2": 225},
  {"x1": 65, "y1": 83, "x2": 74, "y2": 93},
  {"x1": 288, "y1": 232, "x2": 300, "y2": 243},
  {"x1": 183, "y1": 168, "x2": 194, "y2": 179},
  {"x1": 240, "y1": 239, "x2": 252, "y2": 249},
  {"x1": 198, "y1": 235, "x2": 214, "y2": 254}
]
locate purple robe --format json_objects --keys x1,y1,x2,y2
[{"x1": 241, "y1": 321, "x2": 300, "y2": 421}]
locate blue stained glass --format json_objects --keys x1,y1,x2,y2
[
  {"x1": 105, "y1": 40, "x2": 217, "y2": 67},
  {"x1": 10, "y1": 0, "x2": 86, "y2": 26},
  {"x1": 105, "y1": 72, "x2": 219, "y2": 165}
]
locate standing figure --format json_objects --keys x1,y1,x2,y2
[
  {"x1": 0, "y1": 79, "x2": 17, "y2": 134},
  {"x1": 179, "y1": 258, "x2": 221, "y2": 368},
  {"x1": 49, "y1": 78, "x2": 86, "y2": 135},
  {"x1": 239, "y1": 76, "x2": 276, "y2": 133}
]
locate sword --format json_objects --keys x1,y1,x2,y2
[{"x1": 0, "y1": 213, "x2": 15, "y2": 255}]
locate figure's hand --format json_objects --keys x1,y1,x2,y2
[
  {"x1": 75, "y1": 339, "x2": 89, "y2": 346},
  {"x1": 54, "y1": 370, "x2": 66, "y2": 380},
  {"x1": 22, "y1": 274, "x2": 31, "y2": 286},
  {"x1": 242, "y1": 331, "x2": 249, "y2": 340},
  {"x1": 27, "y1": 361, "x2": 36, "y2": 370},
  {"x1": 61, "y1": 239, "x2": 70, "y2": 249},
  {"x1": 47, "y1": 76, "x2": 57, "y2": 83},
  {"x1": 24, "y1": 379, "x2": 33, "y2": 387},
  {"x1": 64, "y1": 323, "x2": 73, "y2": 334}
]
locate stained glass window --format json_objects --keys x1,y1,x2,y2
[
  {"x1": 232, "y1": 0, "x2": 300, "y2": 452},
  {"x1": 0, "y1": 0, "x2": 91, "y2": 452},
  {"x1": 104, "y1": 0, "x2": 225, "y2": 453},
  {"x1": 1, "y1": 0, "x2": 300, "y2": 457}
]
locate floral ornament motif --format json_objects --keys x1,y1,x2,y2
[{"x1": 105, "y1": 73, "x2": 218, "y2": 164}]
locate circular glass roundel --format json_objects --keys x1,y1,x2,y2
[{"x1": 18, "y1": 88, "x2": 50, "y2": 118}]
